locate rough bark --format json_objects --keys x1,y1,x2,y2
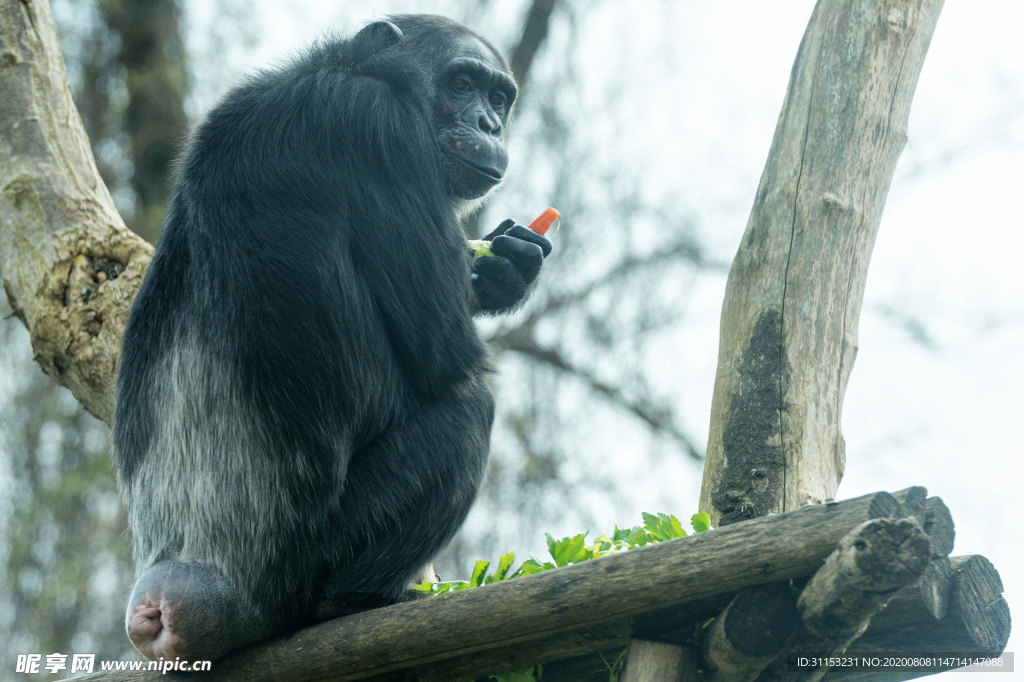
[
  {"x1": 798, "y1": 518, "x2": 931, "y2": 642},
  {"x1": 700, "y1": 0, "x2": 946, "y2": 525},
  {"x1": 812, "y1": 555, "x2": 1012, "y2": 680},
  {"x1": 1, "y1": 0, "x2": 151, "y2": 425},
  {"x1": 530, "y1": 555, "x2": 1010, "y2": 682},
  {"x1": 787, "y1": 518, "x2": 932, "y2": 681},
  {"x1": 847, "y1": 554, "x2": 1011, "y2": 656},
  {"x1": 892, "y1": 489, "x2": 956, "y2": 618},
  {"x1": 702, "y1": 583, "x2": 802, "y2": 682}
]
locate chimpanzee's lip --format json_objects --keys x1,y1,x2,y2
[{"x1": 447, "y1": 153, "x2": 505, "y2": 183}]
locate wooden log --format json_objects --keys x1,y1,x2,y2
[
  {"x1": 890, "y1": 490, "x2": 955, "y2": 619},
  {"x1": 782, "y1": 518, "x2": 932, "y2": 681},
  {"x1": 891, "y1": 486, "x2": 927, "y2": 520},
  {"x1": 777, "y1": 555, "x2": 1011, "y2": 681},
  {"x1": 680, "y1": 647, "x2": 701, "y2": 682},
  {"x1": 701, "y1": 583, "x2": 802, "y2": 681},
  {"x1": 699, "y1": 0, "x2": 946, "y2": 525},
  {"x1": 515, "y1": 648, "x2": 627, "y2": 682},
  {"x1": 843, "y1": 555, "x2": 1011, "y2": 657},
  {"x1": 891, "y1": 490, "x2": 954, "y2": 558},
  {"x1": 799, "y1": 518, "x2": 931, "y2": 642},
  {"x1": 918, "y1": 497, "x2": 954, "y2": 558},
  {"x1": 620, "y1": 640, "x2": 690, "y2": 682},
  {"x1": 516, "y1": 643, "x2": 700, "y2": 682},
  {"x1": 499, "y1": 553, "x2": 1008, "y2": 682},
  {"x1": 72, "y1": 490, "x2": 900, "y2": 681},
  {"x1": 914, "y1": 557, "x2": 953, "y2": 621}
]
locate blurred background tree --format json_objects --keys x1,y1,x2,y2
[{"x1": 1, "y1": 0, "x2": 192, "y2": 662}]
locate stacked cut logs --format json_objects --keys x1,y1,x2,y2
[
  {"x1": 696, "y1": 487, "x2": 1008, "y2": 682},
  {"x1": 71, "y1": 488, "x2": 1009, "y2": 682}
]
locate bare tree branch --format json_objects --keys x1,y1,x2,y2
[
  {"x1": 494, "y1": 327, "x2": 703, "y2": 459},
  {"x1": 509, "y1": 0, "x2": 558, "y2": 90},
  {"x1": 494, "y1": 238, "x2": 726, "y2": 338}
]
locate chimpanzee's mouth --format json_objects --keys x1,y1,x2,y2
[{"x1": 447, "y1": 154, "x2": 504, "y2": 183}]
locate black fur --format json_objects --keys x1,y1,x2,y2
[{"x1": 113, "y1": 15, "x2": 547, "y2": 661}]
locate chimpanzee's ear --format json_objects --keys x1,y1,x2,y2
[{"x1": 351, "y1": 20, "x2": 403, "y2": 56}]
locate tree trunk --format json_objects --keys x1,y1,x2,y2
[
  {"x1": 699, "y1": 0, "x2": 944, "y2": 526},
  {"x1": 0, "y1": 0, "x2": 149, "y2": 426}
]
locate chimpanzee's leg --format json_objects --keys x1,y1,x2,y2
[
  {"x1": 126, "y1": 559, "x2": 275, "y2": 661},
  {"x1": 314, "y1": 375, "x2": 494, "y2": 618}
]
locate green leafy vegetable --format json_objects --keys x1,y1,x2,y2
[
  {"x1": 413, "y1": 510, "x2": 710, "y2": 596},
  {"x1": 691, "y1": 512, "x2": 711, "y2": 533}
]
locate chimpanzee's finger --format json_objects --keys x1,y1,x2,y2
[
  {"x1": 482, "y1": 218, "x2": 517, "y2": 242},
  {"x1": 490, "y1": 235, "x2": 544, "y2": 281},
  {"x1": 501, "y1": 224, "x2": 552, "y2": 257}
]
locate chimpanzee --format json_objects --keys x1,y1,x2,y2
[{"x1": 113, "y1": 14, "x2": 551, "y2": 661}]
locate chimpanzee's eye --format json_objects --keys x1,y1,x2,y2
[{"x1": 489, "y1": 91, "x2": 507, "y2": 108}]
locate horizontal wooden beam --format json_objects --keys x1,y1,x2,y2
[
  {"x1": 75, "y1": 490, "x2": 901, "y2": 681},
  {"x1": 71, "y1": 490, "x2": 1009, "y2": 682},
  {"x1": 435, "y1": 552, "x2": 1010, "y2": 682}
]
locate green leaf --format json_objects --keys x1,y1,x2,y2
[
  {"x1": 640, "y1": 511, "x2": 660, "y2": 534},
  {"x1": 492, "y1": 552, "x2": 516, "y2": 582},
  {"x1": 414, "y1": 579, "x2": 472, "y2": 595},
  {"x1": 415, "y1": 508, "x2": 705, "y2": 601},
  {"x1": 611, "y1": 525, "x2": 634, "y2": 543},
  {"x1": 691, "y1": 512, "x2": 711, "y2": 533},
  {"x1": 470, "y1": 560, "x2": 490, "y2": 587},
  {"x1": 589, "y1": 534, "x2": 615, "y2": 554},
  {"x1": 547, "y1": 533, "x2": 589, "y2": 567},
  {"x1": 642, "y1": 512, "x2": 687, "y2": 542},
  {"x1": 513, "y1": 559, "x2": 554, "y2": 577},
  {"x1": 545, "y1": 533, "x2": 558, "y2": 560},
  {"x1": 611, "y1": 525, "x2": 644, "y2": 544},
  {"x1": 616, "y1": 524, "x2": 651, "y2": 547}
]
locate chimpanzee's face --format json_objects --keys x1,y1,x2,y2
[{"x1": 434, "y1": 35, "x2": 518, "y2": 200}]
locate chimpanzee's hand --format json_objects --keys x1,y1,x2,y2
[{"x1": 471, "y1": 218, "x2": 553, "y2": 314}]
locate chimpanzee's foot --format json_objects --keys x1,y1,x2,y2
[{"x1": 126, "y1": 560, "x2": 264, "y2": 661}]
